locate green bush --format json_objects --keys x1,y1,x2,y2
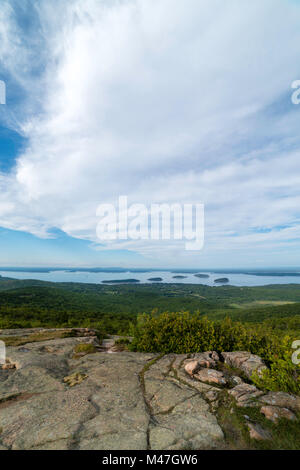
[
  {"x1": 252, "y1": 336, "x2": 300, "y2": 395},
  {"x1": 74, "y1": 343, "x2": 96, "y2": 354},
  {"x1": 130, "y1": 311, "x2": 300, "y2": 394},
  {"x1": 130, "y1": 311, "x2": 259, "y2": 353},
  {"x1": 115, "y1": 337, "x2": 131, "y2": 346}
]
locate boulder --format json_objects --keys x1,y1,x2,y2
[
  {"x1": 229, "y1": 376, "x2": 244, "y2": 386},
  {"x1": 228, "y1": 383, "x2": 264, "y2": 407},
  {"x1": 259, "y1": 392, "x2": 300, "y2": 412},
  {"x1": 194, "y1": 369, "x2": 227, "y2": 386},
  {"x1": 221, "y1": 351, "x2": 267, "y2": 379},
  {"x1": 260, "y1": 405, "x2": 297, "y2": 423},
  {"x1": 184, "y1": 352, "x2": 219, "y2": 376},
  {"x1": 193, "y1": 351, "x2": 219, "y2": 368},
  {"x1": 2, "y1": 362, "x2": 16, "y2": 370},
  {"x1": 184, "y1": 360, "x2": 201, "y2": 376},
  {"x1": 70, "y1": 328, "x2": 98, "y2": 337}
]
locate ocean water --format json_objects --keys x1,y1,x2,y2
[{"x1": 1, "y1": 270, "x2": 300, "y2": 287}]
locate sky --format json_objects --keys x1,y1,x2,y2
[{"x1": 0, "y1": 0, "x2": 300, "y2": 268}]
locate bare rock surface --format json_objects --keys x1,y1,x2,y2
[
  {"x1": 0, "y1": 331, "x2": 298, "y2": 450},
  {"x1": 0, "y1": 332, "x2": 224, "y2": 450},
  {"x1": 0, "y1": 327, "x2": 98, "y2": 338},
  {"x1": 149, "y1": 395, "x2": 223, "y2": 450}
]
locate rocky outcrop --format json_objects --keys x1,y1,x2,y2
[
  {"x1": 229, "y1": 376, "x2": 243, "y2": 386},
  {"x1": 0, "y1": 330, "x2": 298, "y2": 450},
  {"x1": 194, "y1": 351, "x2": 220, "y2": 368},
  {"x1": 221, "y1": 351, "x2": 267, "y2": 379},
  {"x1": 228, "y1": 383, "x2": 264, "y2": 407},
  {"x1": 194, "y1": 369, "x2": 227, "y2": 386},
  {"x1": 260, "y1": 405, "x2": 297, "y2": 423},
  {"x1": 0, "y1": 334, "x2": 225, "y2": 450},
  {"x1": 149, "y1": 395, "x2": 223, "y2": 450},
  {"x1": 184, "y1": 352, "x2": 219, "y2": 375},
  {"x1": 184, "y1": 360, "x2": 201, "y2": 376},
  {"x1": 259, "y1": 392, "x2": 300, "y2": 412}
]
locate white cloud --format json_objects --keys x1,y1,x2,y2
[{"x1": 1, "y1": 0, "x2": 300, "y2": 266}]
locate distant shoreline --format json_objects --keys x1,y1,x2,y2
[
  {"x1": 1, "y1": 267, "x2": 300, "y2": 276},
  {"x1": 2, "y1": 270, "x2": 300, "y2": 288}
]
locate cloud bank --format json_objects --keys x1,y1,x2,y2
[{"x1": 1, "y1": 0, "x2": 300, "y2": 266}]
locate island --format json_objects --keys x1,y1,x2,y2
[
  {"x1": 214, "y1": 278, "x2": 229, "y2": 283},
  {"x1": 172, "y1": 275, "x2": 187, "y2": 279},
  {"x1": 148, "y1": 277, "x2": 163, "y2": 282},
  {"x1": 194, "y1": 273, "x2": 210, "y2": 278},
  {"x1": 102, "y1": 279, "x2": 140, "y2": 284}
]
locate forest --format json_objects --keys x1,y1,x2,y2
[{"x1": 0, "y1": 276, "x2": 299, "y2": 393}]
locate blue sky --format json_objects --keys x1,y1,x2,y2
[
  {"x1": 0, "y1": 126, "x2": 26, "y2": 172},
  {"x1": 0, "y1": 227, "x2": 145, "y2": 267},
  {"x1": 1, "y1": 0, "x2": 300, "y2": 268}
]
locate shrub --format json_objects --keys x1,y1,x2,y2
[
  {"x1": 252, "y1": 336, "x2": 300, "y2": 395},
  {"x1": 130, "y1": 311, "x2": 300, "y2": 394},
  {"x1": 115, "y1": 338, "x2": 131, "y2": 346},
  {"x1": 130, "y1": 311, "x2": 257, "y2": 353},
  {"x1": 74, "y1": 343, "x2": 96, "y2": 354}
]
